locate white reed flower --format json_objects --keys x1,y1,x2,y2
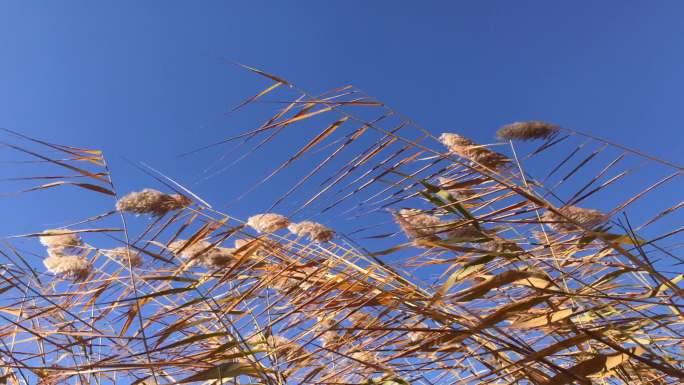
[
  {"x1": 116, "y1": 189, "x2": 190, "y2": 217},
  {"x1": 246, "y1": 213, "x2": 289, "y2": 233},
  {"x1": 43, "y1": 254, "x2": 91, "y2": 280},
  {"x1": 288, "y1": 221, "x2": 334, "y2": 243}
]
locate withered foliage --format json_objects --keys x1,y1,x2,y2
[{"x1": 0, "y1": 68, "x2": 682, "y2": 385}]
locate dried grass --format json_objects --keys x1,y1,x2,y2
[{"x1": 4, "y1": 70, "x2": 682, "y2": 385}]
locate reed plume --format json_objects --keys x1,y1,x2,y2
[
  {"x1": 439, "y1": 133, "x2": 509, "y2": 169},
  {"x1": 39, "y1": 229, "x2": 82, "y2": 253},
  {"x1": 542, "y1": 205, "x2": 609, "y2": 232},
  {"x1": 103, "y1": 247, "x2": 143, "y2": 267},
  {"x1": 116, "y1": 188, "x2": 191, "y2": 217},
  {"x1": 247, "y1": 213, "x2": 290, "y2": 233},
  {"x1": 169, "y1": 239, "x2": 235, "y2": 267},
  {"x1": 288, "y1": 221, "x2": 334, "y2": 243},
  {"x1": 393, "y1": 209, "x2": 444, "y2": 242},
  {"x1": 43, "y1": 254, "x2": 91, "y2": 280},
  {"x1": 496, "y1": 121, "x2": 560, "y2": 141}
]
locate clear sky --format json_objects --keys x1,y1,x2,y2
[{"x1": 0, "y1": 1, "x2": 683, "y2": 237}]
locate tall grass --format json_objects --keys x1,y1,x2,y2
[{"x1": 0, "y1": 66, "x2": 682, "y2": 384}]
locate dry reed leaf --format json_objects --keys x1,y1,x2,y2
[
  {"x1": 511, "y1": 308, "x2": 574, "y2": 328},
  {"x1": 22, "y1": 180, "x2": 115, "y2": 195},
  {"x1": 178, "y1": 361, "x2": 262, "y2": 383},
  {"x1": 542, "y1": 350, "x2": 636, "y2": 385},
  {"x1": 454, "y1": 270, "x2": 546, "y2": 302}
]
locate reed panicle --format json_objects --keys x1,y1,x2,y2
[
  {"x1": 288, "y1": 221, "x2": 334, "y2": 243},
  {"x1": 116, "y1": 188, "x2": 191, "y2": 217},
  {"x1": 542, "y1": 205, "x2": 609, "y2": 232},
  {"x1": 439, "y1": 133, "x2": 510, "y2": 169},
  {"x1": 169, "y1": 239, "x2": 235, "y2": 267},
  {"x1": 39, "y1": 229, "x2": 82, "y2": 253},
  {"x1": 393, "y1": 209, "x2": 443, "y2": 242},
  {"x1": 496, "y1": 121, "x2": 560, "y2": 141},
  {"x1": 103, "y1": 247, "x2": 143, "y2": 267},
  {"x1": 247, "y1": 213, "x2": 290, "y2": 233},
  {"x1": 43, "y1": 254, "x2": 91, "y2": 280}
]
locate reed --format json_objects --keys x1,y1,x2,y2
[{"x1": 0, "y1": 68, "x2": 681, "y2": 385}]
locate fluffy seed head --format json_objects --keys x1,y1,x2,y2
[
  {"x1": 496, "y1": 121, "x2": 560, "y2": 141},
  {"x1": 43, "y1": 254, "x2": 91, "y2": 280},
  {"x1": 393, "y1": 209, "x2": 444, "y2": 242},
  {"x1": 287, "y1": 221, "x2": 334, "y2": 243},
  {"x1": 439, "y1": 133, "x2": 509, "y2": 169},
  {"x1": 39, "y1": 229, "x2": 83, "y2": 253},
  {"x1": 542, "y1": 205, "x2": 609, "y2": 232},
  {"x1": 169, "y1": 239, "x2": 234, "y2": 268},
  {"x1": 246, "y1": 213, "x2": 289, "y2": 233},
  {"x1": 116, "y1": 189, "x2": 190, "y2": 217},
  {"x1": 47, "y1": 248, "x2": 66, "y2": 258},
  {"x1": 438, "y1": 177, "x2": 477, "y2": 200},
  {"x1": 270, "y1": 265, "x2": 319, "y2": 292},
  {"x1": 439, "y1": 133, "x2": 476, "y2": 150},
  {"x1": 446, "y1": 221, "x2": 484, "y2": 241},
  {"x1": 202, "y1": 248, "x2": 235, "y2": 268},
  {"x1": 103, "y1": 247, "x2": 143, "y2": 267}
]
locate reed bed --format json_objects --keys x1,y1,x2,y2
[{"x1": 0, "y1": 66, "x2": 682, "y2": 385}]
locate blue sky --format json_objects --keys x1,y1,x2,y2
[{"x1": 0, "y1": 1, "x2": 682, "y2": 240}]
